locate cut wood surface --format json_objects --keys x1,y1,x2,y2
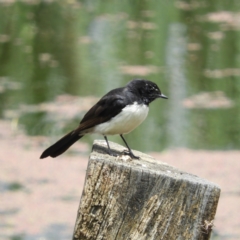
[{"x1": 72, "y1": 140, "x2": 221, "y2": 240}]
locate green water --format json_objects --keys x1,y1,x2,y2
[{"x1": 0, "y1": 0, "x2": 240, "y2": 152}]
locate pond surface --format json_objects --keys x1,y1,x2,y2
[{"x1": 1, "y1": 0, "x2": 240, "y2": 152}]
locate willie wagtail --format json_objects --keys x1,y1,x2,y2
[{"x1": 40, "y1": 79, "x2": 167, "y2": 159}]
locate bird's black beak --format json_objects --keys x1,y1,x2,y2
[{"x1": 159, "y1": 93, "x2": 168, "y2": 99}]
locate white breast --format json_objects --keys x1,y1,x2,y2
[{"x1": 93, "y1": 102, "x2": 149, "y2": 135}]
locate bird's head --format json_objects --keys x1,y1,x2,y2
[{"x1": 127, "y1": 79, "x2": 168, "y2": 105}]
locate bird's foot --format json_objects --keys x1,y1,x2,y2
[{"x1": 122, "y1": 150, "x2": 140, "y2": 159}]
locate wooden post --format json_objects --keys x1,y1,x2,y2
[{"x1": 72, "y1": 140, "x2": 220, "y2": 240}]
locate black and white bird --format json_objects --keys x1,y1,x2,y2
[{"x1": 40, "y1": 79, "x2": 167, "y2": 159}]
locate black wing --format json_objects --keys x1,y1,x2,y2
[
  {"x1": 74, "y1": 89, "x2": 126, "y2": 133},
  {"x1": 40, "y1": 88, "x2": 127, "y2": 158}
]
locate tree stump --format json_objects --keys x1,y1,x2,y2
[{"x1": 72, "y1": 140, "x2": 220, "y2": 240}]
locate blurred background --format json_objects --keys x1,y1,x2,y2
[{"x1": 1, "y1": 0, "x2": 240, "y2": 239}]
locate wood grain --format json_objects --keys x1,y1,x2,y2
[{"x1": 72, "y1": 140, "x2": 220, "y2": 240}]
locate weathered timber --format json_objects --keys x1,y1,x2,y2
[{"x1": 72, "y1": 140, "x2": 220, "y2": 240}]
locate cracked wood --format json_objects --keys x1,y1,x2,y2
[{"x1": 72, "y1": 140, "x2": 220, "y2": 240}]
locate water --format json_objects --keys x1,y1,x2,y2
[
  {"x1": 1, "y1": 1, "x2": 240, "y2": 240},
  {"x1": 0, "y1": 0, "x2": 240, "y2": 154}
]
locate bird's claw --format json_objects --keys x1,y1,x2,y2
[{"x1": 122, "y1": 149, "x2": 140, "y2": 159}]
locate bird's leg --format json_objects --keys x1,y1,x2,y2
[
  {"x1": 104, "y1": 136, "x2": 117, "y2": 156},
  {"x1": 120, "y1": 134, "x2": 139, "y2": 159}
]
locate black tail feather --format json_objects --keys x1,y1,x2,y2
[{"x1": 40, "y1": 131, "x2": 83, "y2": 159}]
